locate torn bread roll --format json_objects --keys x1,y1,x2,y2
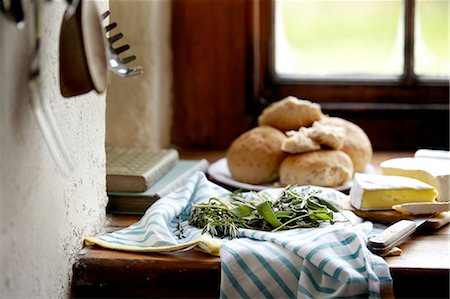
[
  {"x1": 308, "y1": 122, "x2": 345, "y2": 149},
  {"x1": 316, "y1": 117, "x2": 372, "y2": 172},
  {"x1": 258, "y1": 96, "x2": 323, "y2": 131},
  {"x1": 281, "y1": 123, "x2": 345, "y2": 154},
  {"x1": 279, "y1": 150, "x2": 354, "y2": 187},
  {"x1": 281, "y1": 128, "x2": 320, "y2": 153},
  {"x1": 227, "y1": 126, "x2": 287, "y2": 184}
]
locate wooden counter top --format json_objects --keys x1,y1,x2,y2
[{"x1": 72, "y1": 152, "x2": 449, "y2": 298}]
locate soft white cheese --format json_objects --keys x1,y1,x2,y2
[
  {"x1": 380, "y1": 157, "x2": 450, "y2": 202},
  {"x1": 350, "y1": 173, "x2": 438, "y2": 211}
]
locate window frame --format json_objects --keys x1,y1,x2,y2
[
  {"x1": 170, "y1": 0, "x2": 448, "y2": 150},
  {"x1": 257, "y1": 0, "x2": 449, "y2": 106}
]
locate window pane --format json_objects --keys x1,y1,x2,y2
[
  {"x1": 275, "y1": 0, "x2": 404, "y2": 78},
  {"x1": 414, "y1": 0, "x2": 449, "y2": 78}
]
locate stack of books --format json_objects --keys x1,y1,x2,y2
[{"x1": 106, "y1": 148, "x2": 209, "y2": 215}]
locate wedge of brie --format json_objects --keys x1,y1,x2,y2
[
  {"x1": 380, "y1": 157, "x2": 450, "y2": 201},
  {"x1": 350, "y1": 173, "x2": 438, "y2": 211}
]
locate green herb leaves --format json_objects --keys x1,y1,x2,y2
[
  {"x1": 188, "y1": 186, "x2": 340, "y2": 238},
  {"x1": 257, "y1": 201, "x2": 283, "y2": 228}
]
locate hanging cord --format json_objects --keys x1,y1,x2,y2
[{"x1": 28, "y1": 0, "x2": 74, "y2": 176}]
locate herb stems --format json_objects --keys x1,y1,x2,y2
[{"x1": 188, "y1": 186, "x2": 341, "y2": 239}]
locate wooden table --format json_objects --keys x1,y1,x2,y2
[{"x1": 72, "y1": 152, "x2": 450, "y2": 298}]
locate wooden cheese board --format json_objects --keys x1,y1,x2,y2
[{"x1": 341, "y1": 197, "x2": 450, "y2": 230}]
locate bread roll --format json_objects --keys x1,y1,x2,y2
[
  {"x1": 258, "y1": 96, "x2": 323, "y2": 131},
  {"x1": 227, "y1": 126, "x2": 287, "y2": 184},
  {"x1": 316, "y1": 117, "x2": 372, "y2": 172},
  {"x1": 279, "y1": 150, "x2": 354, "y2": 187}
]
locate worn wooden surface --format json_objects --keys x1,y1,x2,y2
[
  {"x1": 72, "y1": 152, "x2": 449, "y2": 298},
  {"x1": 72, "y1": 246, "x2": 221, "y2": 298}
]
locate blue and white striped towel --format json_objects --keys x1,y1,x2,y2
[
  {"x1": 86, "y1": 172, "x2": 392, "y2": 298},
  {"x1": 220, "y1": 223, "x2": 391, "y2": 298}
]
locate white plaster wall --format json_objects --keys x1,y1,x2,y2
[
  {"x1": 105, "y1": 0, "x2": 172, "y2": 149},
  {"x1": 0, "y1": 0, "x2": 108, "y2": 297}
]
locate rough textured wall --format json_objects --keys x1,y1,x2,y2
[
  {"x1": 0, "y1": 1, "x2": 108, "y2": 297},
  {"x1": 105, "y1": 0, "x2": 172, "y2": 149}
]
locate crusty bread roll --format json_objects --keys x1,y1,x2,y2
[
  {"x1": 279, "y1": 150, "x2": 354, "y2": 187},
  {"x1": 316, "y1": 117, "x2": 372, "y2": 172},
  {"x1": 227, "y1": 126, "x2": 287, "y2": 184},
  {"x1": 258, "y1": 96, "x2": 323, "y2": 131}
]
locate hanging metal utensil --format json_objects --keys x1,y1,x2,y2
[
  {"x1": 28, "y1": 0, "x2": 73, "y2": 176},
  {"x1": 0, "y1": 0, "x2": 25, "y2": 29},
  {"x1": 102, "y1": 10, "x2": 143, "y2": 77},
  {"x1": 59, "y1": 0, "x2": 107, "y2": 97}
]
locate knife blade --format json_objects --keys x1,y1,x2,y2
[{"x1": 367, "y1": 215, "x2": 433, "y2": 255}]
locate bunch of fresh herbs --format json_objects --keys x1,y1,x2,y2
[{"x1": 188, "y1": 186, "x2": 342, "y2": 238}]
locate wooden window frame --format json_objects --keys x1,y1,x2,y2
[
  {"x1": 171, "y1": 0, "x2": 449, "y2": 150},
  {"x1": 257, "y1": 0, "x2": 449, "y2": 104}
]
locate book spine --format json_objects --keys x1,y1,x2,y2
[
  {"x1": 143, "y1": 149, "x2": 179, "y2": 187},
  {"x1": 156, "y1": 159, "x2": 209, "y2": 198},
  {"x1": 106, "y1": 175, "x2": 147, "y2": 192},
  {"x1": 107, "y1": 195, "x2": 159, "y2": 215}
]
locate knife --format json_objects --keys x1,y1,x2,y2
[{"x1": 367, "y1": 215, "x2": 433, "y2": 255}]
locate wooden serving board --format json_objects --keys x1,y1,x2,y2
[{"x1": 342, "y1": 197, "x2": 450, "y2": 229}]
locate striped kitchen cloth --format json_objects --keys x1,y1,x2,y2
[
  {"x1": 220, "y1": 222, "x2": 392, "y2": 299},
  {"x1": 85, "y1": 172, "x2": 392, "y2": 298},
  {"x1": 86, "y1": 171, "x2": 230, "y2": 255}
]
